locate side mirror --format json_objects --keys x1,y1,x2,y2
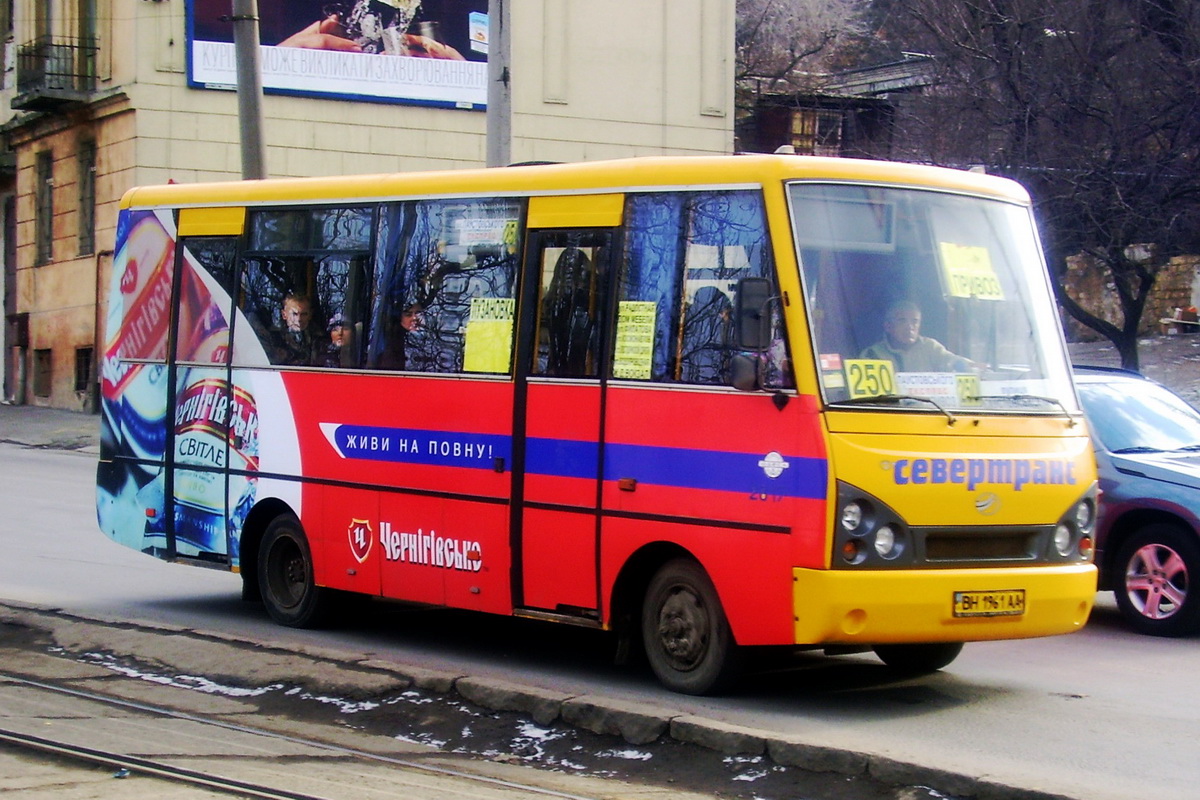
[
  {"x1": 735, "y1": 277, "x2": 772, "y2": 351},
  {"x1": 730, "y1": 354, "x2": 759, "y2": 391}
]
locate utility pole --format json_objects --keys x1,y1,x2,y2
[
  {"x1": 231, "y1": 0, "x2": 268, "y2": 179},
  {"x1": 485, "y1": 0, "x2": 511, "y2": 167}
]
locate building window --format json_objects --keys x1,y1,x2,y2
[
  {"x1": 74, "y1": 346, "x2": 93, "y2": 392},
  {"x1": 78, "y1": 140, "x2": 95, "y2": 256},
  {"x1": 33, "y1": 348, "x2": 51, "y2": 397},
  {"x1": 790, "y1": 109, "x2": 843, "y2": 157},
  {"x1": 35, "y1": 150, "x2": 53, "y2": 265}
]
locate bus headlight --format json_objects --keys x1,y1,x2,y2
[
  {"x1": 841, "y1": 501, "x2": 865, "y2": 532},
  {"x1": 1053, "y1": 524, "x2": 1073, "y2": 556},
  {"x1": 874, "y1": 525, "x2": 898, "y2": 558},
  {"x1": 834, "y1": 483, "x2": 913, "y2": 567},
  {"x1": 1074, "y1": 498, "x2": 1095, "y2": 532},
  {"x1": 1051, "y1": 488, "x2": 1099, "y2": 561}
]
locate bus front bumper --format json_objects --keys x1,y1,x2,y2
[{"x1": 792, "y1": 564, "x2": 1097, "y2": 645}]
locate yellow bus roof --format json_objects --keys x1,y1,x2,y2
[{"x1": 119, "y1": 154, "x2": 1031, "y2": 210}]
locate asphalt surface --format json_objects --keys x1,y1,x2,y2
[{"x1": 3, "y1": 334, "x2": 1194, "y2": 800}]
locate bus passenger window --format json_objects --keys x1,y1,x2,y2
[
  {"x1": 369, "y1": 199, "x2": 522, "y2": 374},
  {"x1": 617, "y1": 190, "x2": 786, "y2": 388},
  {"x1": 236, "y1": 205, "x2": 374, "y2": 370}
]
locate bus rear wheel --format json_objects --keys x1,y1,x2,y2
[
  {"x1": 259, "y1": 514, "x2": 332, "y2": 628},
  {"x1": 873, "y1": 642, "x2": 963, "y2": 674},
  {"x1": 642, "y1": 559, "x2": 739, "y2": 695}
]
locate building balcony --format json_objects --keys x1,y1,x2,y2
[{"x1": 13, "y1": 37, "x2": 99, "y2": 112}]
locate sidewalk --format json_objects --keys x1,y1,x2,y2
[{"x1": 0, "y1": 402, "x2": 99, "y2": 452}]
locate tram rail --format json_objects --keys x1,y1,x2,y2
[{"x1": 0, "y1": 674, "x2": 609, "y2": 800}]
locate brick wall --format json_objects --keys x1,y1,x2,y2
[{"x1": 1061, "y1": 253, "x2": 1200, "y2": 341}]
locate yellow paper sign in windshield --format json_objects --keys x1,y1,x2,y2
[
  {"x1": 843, "y1": 359, "x2": 897, "y2": 399},
  {"x1": 956, "y1": 374, "x2": 982, "y2": 406},
  {"x1": 613, "y1": 301, "x2": 657, "y2": 379},
  {"x1": 463, "y1": 297, "x2": 514, "y2": 373},
  {"x1": 939, "y1": 242, "x2": 1004, "y2": 300}
]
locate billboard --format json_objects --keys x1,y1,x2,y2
[{"x1": 188, "y1": 0, "x2": 489, "y2": 108}]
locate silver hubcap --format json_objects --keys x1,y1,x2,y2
[{"x1": 1126, "y1": 543, "x2": 1188, "y2": 620}]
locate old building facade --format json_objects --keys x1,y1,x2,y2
[{"x1": 3, "y1": 0, "x2": 734, "y2": 409}]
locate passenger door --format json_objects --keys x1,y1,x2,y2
[
  {"x1": 166, "y1": 224, "x2": 241, "y2": 562},
  {"x1": 513, "y1": 195, "x2": 622, "y2": 618}
]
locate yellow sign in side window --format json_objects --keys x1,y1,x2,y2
[
  {"x1": 843, "y1": 359, "x2": 897, "y2": 399},
  {"x1": 939, "y1": 242, "x2": 1004, "y2": 300},
  {"x1": 613, "y1": 301, "x2": 657, "y2": 379},
  {"x1": 463, "y1": 298, "x2": 515, "y2": 373}
]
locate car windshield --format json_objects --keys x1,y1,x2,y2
[
  {"x1": 1078, "y1": 378, "x2": 1200, "y2": 453},
  {"x1": 792, "y1": 182, "x2": 1076, "y2": 414}
]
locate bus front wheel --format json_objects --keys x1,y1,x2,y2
[
  {"x1": 642, "y1": 559, "x2": 740, "y2": 695},
  {"x1": 873, "y1": 642, "x2": 963, "y2": 674},
  {"x1": 259, "y1": 514, "x2": 332, "y2": 628}
]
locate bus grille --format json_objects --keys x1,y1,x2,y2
[{"x1": 922, "y1": 531, "x2": 1038, "y2": 562}]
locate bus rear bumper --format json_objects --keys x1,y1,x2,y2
[{"x1": 792, "y1": 564, "x2": 1097, "y2": 644}]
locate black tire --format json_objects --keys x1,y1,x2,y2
[
  {"x1": 1113, "y1": 523, "x2": 1200, "y2": 637},
  {"x1": 258, "y1": 514, "x2": 333, "y2": 628},
  {"x1": 873, "y1": 642, "x2": 963, "y2": 674},
  {"x1": 642, "y1": 558, "x2": 740, "y2": 695}
]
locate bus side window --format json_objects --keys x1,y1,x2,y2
[
  {"x1": 618, "y1": 190, "x2": 782, "y2": 387},
  {"x1": 369, "y1": 199, "x2": 522, "y2": 374}
]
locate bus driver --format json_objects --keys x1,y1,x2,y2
[{"x1": 860, "y1": 299, "x2": 976, "y2": 373}]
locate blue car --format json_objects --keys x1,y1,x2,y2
[{"x1": 1074, "y1": 365, "x2": 1200, "y2": 636}]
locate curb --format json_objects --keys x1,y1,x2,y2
[{"x1": 0, "y1": 600, "x2": 1079, "y2": 800}]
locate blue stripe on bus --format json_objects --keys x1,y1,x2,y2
[
  {"x1": 328, "y1": 425, "x2": 826, "y2": 498},
  {"x1": 524, "y1": 439, "x2": 826, "y2": 499},
  {"x1": 525, "y1": 437, "x2": 599, "y2": 479},
  {"x1": 601, "y1": 442, "x2": 827, "y2": 499}
]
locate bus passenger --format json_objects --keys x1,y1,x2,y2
[
  {"x1": 272, "y1": 293, "x2": 324, "y2": 366},
  {"x1": 860, "y1": 299, "x2": 974, "y2": 373},
  {"x1": 322, "y1": 313, "x2": 353, "y2": 368}
]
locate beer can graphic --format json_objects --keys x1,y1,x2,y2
[
  {"x1": 173, "y1": 373, "x2": 229, "y2": 554},
  {"x1": 171, "y1": 373, "x2": 260, "y2": 556}
]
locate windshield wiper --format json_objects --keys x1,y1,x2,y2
[
  {"x1": 1172, "y1": 444, "x2": 1200, "y2": 452},
  {"x1": 1112, "y1": 446, "x2": 1167, "y2": 454},
  {"x1": 832, "y1": 394, "x2": 957, "y2": 425},
  {"x1": 969, "y1": 394, "x2": 1078, "y2": 426}
]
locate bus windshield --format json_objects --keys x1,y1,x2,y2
[{"x1": 792, "y1": 182, "x2": 1076, "y2": 414}]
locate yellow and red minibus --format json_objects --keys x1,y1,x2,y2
[{"x1": 97, "y1": 155, "x2": 1097, "y2": 693}]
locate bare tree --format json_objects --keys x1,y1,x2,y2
[
  {"x1": 736, "y1": 0, "x2": 873, "y2": 96},
  {"x1": 884, "y1": 0, "x2": 1200, "y2": 370}
]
